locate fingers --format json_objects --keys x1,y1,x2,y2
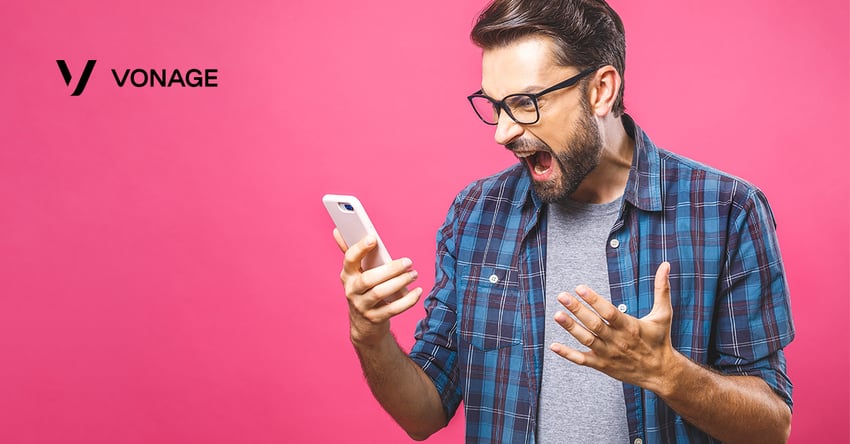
[
  {"x1": 557, "y1": 286, "x2": 621, "y2": 335},
  {"x1": 574, "y1": 285, "x2": 624, "y2": 329},
  {"x1": 343, "y1": 255, "x2": 419, "y2": 310},
  {"x1": 341, "y1": 235, "x2": 378, "y2": 275},
  {"x1": 347, "y1": 257, "x2": 413, "y2": 295},
  {"x1": 551, "y1": 262, "x2": 674, "y2": 380},
  {"x1": 336, "y1": 230, "x2": 422, "y2": 325},
  {"x1": 358, "y1": 263, "x2": 418, "y2": 305},
  {"x1": 359, "y1": 286, "x2": 424, "y2": 323},
  {"x1": 550, "y1": 342, "x2": 597, "y2": 367},
  {"x1": 555, "y1": 293, "x2": 601, "y2": 347},
  {"x1": 332, "y1": 228, "x2": 348, "y2": 253},
  {"x1": 346, "y1": 262, "x2": 421, "y2": 328}
]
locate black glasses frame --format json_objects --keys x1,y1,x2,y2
[{"x1": 467, "y1": 67, "x2": 598, "y2": 125}]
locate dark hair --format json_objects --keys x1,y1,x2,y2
[{"x1": 471, "y1": 0, "x2": 626, "y2": 117}]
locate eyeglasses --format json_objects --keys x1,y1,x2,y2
[{"x1": 467, "y1": 67, "x2": 597, "y2": 125}]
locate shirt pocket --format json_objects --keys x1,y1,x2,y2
[{"x1": 458, "y1": 264, "x2": 523, "y2": 351}]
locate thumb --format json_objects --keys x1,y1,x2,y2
[{"x1": 646, "y1": 261, "x2": 672, "y2": 321}]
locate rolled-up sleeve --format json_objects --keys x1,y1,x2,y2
[
  {"x1": 716, "y1": 189, "x2": 795, "y2": 409},
  {"x1": 409, "y1": 201, "x2": 463, "y2": 421}
]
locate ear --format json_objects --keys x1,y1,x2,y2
[{"x1": 587, "y1": 66, "x2": 621, "y2": 117}]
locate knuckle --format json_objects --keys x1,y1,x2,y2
[
  {"x1": 343, "y1": 277, "x2": 365, "y2": 301},
  {"x1": 371, "y1": 285, "x2": 389, "y2": 300},
  {"x1": 348, "y1": 299, "x2": 363, "y2": 314},
  {"x1": 595, "y1": 359, "x2": 608, "y2": 371},
  {"x1": 558, "y1": 315, "x2": 573, "y2": 329},
  {"x1": 573, "y1": 353, "x2": 587, "y2": 365},
  {"x1": 344, "y1": 286, "x2": 358, "y2": 302},
  {"x1": 363, "y1": 310, "x2": 383, "y2": 324},
  {"x1": 613, "y1": 339, "x2": 631, "y2": 353},
  {"x1": 598, "y1": 306, "x2": 617, "y2": 321},
  {"x1": 588, "y1": 318, "x2": 604, "y2": 334},
  {"x1": 625, "y1": 324, "x2": 640, "y2": 339},
  {"x1": 353, "y1": 275, "x2": 369, "y2": 292},
  {"x1": 345, "y1": 247, "x2": 365, "y2": 265},
  {"x1": 341, "y1": 279, "x2": 353, "y2": 296}
]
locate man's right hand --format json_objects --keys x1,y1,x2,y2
[
  {"x1": 332, "y1": 230, "x2": 446, "y2": 439},
  {"x1": 334, "y1": 229, "x2": 423, "y2": 347}
]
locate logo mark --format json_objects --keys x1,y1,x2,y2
[{"x1": 56, "y1": 60, "x2": 97, "y2": 96}]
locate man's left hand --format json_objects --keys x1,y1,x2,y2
[{"x1": 550, "y1": 261, "x2": 682, "y2": 393}]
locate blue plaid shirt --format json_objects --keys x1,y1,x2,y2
[{"x1": 409, "y1": 116, "x2": 794, "y2": 443}]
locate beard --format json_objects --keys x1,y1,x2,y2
[{"x1": 509, "y1": 100, "x2": 603, "y2": 203}]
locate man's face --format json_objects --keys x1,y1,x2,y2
[{"x1": 480, "y1": 36, "x2": 602, "y2": 202}]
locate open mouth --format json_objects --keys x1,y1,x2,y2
[{"x1": 515, "y1": 150, "x2": 554, "y2": 177}]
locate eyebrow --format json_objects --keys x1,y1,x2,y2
[
  {"x1": 480, "y1": 85, "x2": 545, "y2": 98},
  {"x1": 515, "y1": 85, "x2": 545, "y2": 94}
]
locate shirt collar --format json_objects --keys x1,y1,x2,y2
[
  {"x1": 513, "y1": 168, "x2": 543, "y2": 210},
  {"x1": 622, "y1": 114, "x2": 663, "y2": 212},
  {"x1": 514, "y1": 113, "x2": 663, "y2": 212}
]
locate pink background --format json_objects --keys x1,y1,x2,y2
[{"x1": 1, "y1": 0, "x2": 847, "y2": 442}]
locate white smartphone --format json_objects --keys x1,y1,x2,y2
[{"x1": 323, "y1": 194, "x2": 393, "y2": 270}]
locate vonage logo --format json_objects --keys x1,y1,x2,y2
[
  {"x1": 57, "y1": 59, "x2": 219, "y2": 96},
  {"x1": 57, "y1": 60, "x2": 97, "y2": 96}
]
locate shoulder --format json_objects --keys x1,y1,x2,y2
[
  {"x1": 435, "y1": 163, "x2": 538, "y2": 240},
  {"x1": 656, "y1": 148, "x2": 767, "y2": 214},
  {"x1": 451, "y1": 163, "x2": 531, "y2": 213}
]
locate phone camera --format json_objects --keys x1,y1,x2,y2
[{"x1": 341, "y1": 203, "x2": 355, "y2": 212}]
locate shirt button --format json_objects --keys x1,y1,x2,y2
[
  {"x1": 634, "y1": 439, "x2": 643, "y2": 444},
  {"x1": 488, "y1": 274, "x2": 499, "y2": 284},
  {"x1": 618, "y1": 304, "x2": 628, "y2": 313},
  {"x1": 609, "y1": 238, "x2": 620, "y2": 248}
]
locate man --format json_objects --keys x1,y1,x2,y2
[{"x1": 334, "y1": 0, "x2": 794, "y2": 442}]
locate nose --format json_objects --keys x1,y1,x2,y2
[{"x1": 493, "y1": 110, "x2": 523, "y2": 146}]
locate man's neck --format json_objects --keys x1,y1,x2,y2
[{"x1": 569, "y1": 116, "x2": 634, "y2": 204}]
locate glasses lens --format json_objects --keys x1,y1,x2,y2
[
  {"x1": 469, "y1": 96, "x2": 499, "y2": 125},
  {"x1": 504, "y1": 94, "x2": 538, "y2": 124}
]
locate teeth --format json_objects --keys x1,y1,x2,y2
[{"x1": 515, "y1": 151, "x2": 535, "y2": 159}]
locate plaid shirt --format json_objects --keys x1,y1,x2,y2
[{"x1": 409, "y1": 115, "x2": 794, "y2": 443}]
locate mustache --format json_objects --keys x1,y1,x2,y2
[{"x1": 506, "y1": 138, "x2": 551, "y2": 153}]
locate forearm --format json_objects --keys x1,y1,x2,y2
[
  {"x1": 655, "y1": 353, "x2": 791, "y2": 444},
  {"x1": 352, "y1": 332, "x2": 448, "y2": 440}
]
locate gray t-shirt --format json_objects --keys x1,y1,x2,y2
[{"x1": 537, "y1": 196, "x2": 629, "y2": 443}]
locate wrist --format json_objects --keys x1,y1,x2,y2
[
  {"x1": 349, "y1": 318, "x2": 391, "y2": 349},
  {"x1": 648, "y1": 349, "x2": 691, "y2": 399}
]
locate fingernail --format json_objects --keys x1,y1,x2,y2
[
  {"x1": 558, "y1": 293, "x2": 572, "y2": 306},
  {"x1": 575, "y1": 285, "x2": 587, "y2": 296},
  {"x1": 409, "y1": 270, "x2": 419, "y2": 279},
  {"x1": 364, "y1": 235, "x2": 376, "y2": 245},
  {"x1": 402, "y1": 258, "x2": 412, "y2": 267}
]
